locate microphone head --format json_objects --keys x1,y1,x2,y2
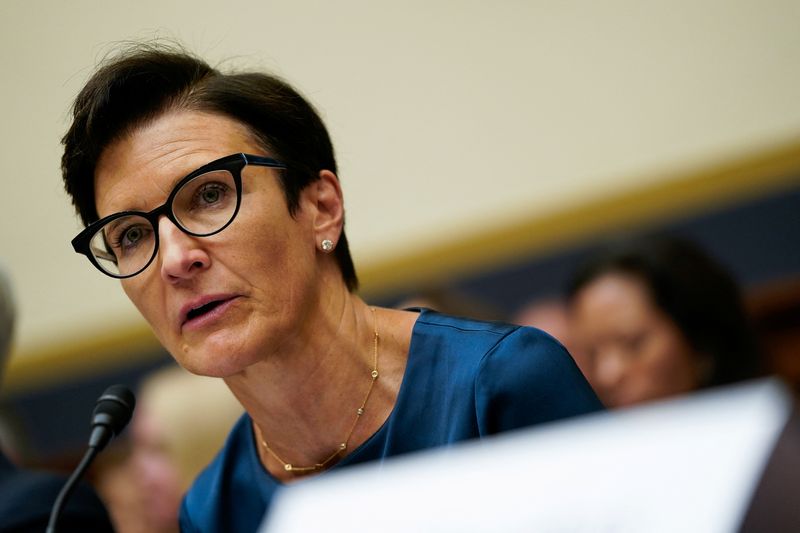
[{"x1": 91, "y1": 384, "x2": 136, "y2": 437}]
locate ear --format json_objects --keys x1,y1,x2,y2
[{"x1": 310, "y1": 170, "x2": 345, "y2": 248}]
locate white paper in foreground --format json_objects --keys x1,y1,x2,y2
[{"x1": 261, "y1": 379, "x2": 791, "y2": 533}]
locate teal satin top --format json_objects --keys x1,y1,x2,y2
[{"x1": 180, "y1": 308, "x2": 603, "y2": 533}]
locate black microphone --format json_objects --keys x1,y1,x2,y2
[
  {"x1": 46, "y1": 384, "x2": 136, "y2": 533},
  {"x1": 88, "y1": 384, "x2": 136, "y2": 451}
]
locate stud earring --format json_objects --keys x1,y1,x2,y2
[{"x1": 321, "y1": 239, "x2": 334, "y2": 252}]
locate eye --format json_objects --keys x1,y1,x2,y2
[
  {"x1": 172, "y1": 170, "x2": 238, "y2": 234},
  {"x1": 123, "y1": 226, "x2": 143, "y2": 246},
  {"x1": 194, "y1": 182, "x2": 229, "y2": 208},
  {"x1": 110, "y1": 222, "x2": 152, "y2": 253}
]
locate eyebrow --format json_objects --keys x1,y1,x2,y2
[
  {"x1": 103, "y1": 218, "x2": 126, "y2": 243},
  {"x1": 101, "y1": 169, "x2": 185, "y2": 219}
]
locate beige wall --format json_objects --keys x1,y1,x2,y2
[{"x1": 1, "y1": 0, "x2": 800, "y2": 360}]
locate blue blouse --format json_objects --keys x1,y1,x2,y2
[{"x1": 180, "y1": 309, "x2": 603, "y2": 533}]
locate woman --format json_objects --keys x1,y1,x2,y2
[
  {"x1": 61, "y1": 44, "x2": 602, "y2": 533},
  {"x1": 567, "y1": 235, "x2": 761, "y2": 408}
]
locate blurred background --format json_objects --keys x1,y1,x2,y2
[{"x1": 0, "y1": 0, "x2": 798, "y2": 510}]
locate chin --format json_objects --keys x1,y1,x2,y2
[
  {"x1": 172, "y1": 317, "x2": 280, "y2": 377},
  {"x1": 181, "y1": 353, "x2": 242, "y2": 378},
  {"x1": 166, "y1": 343, "x2": 223, "y2": 378}
]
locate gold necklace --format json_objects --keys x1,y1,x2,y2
[{"x1": 256, "y1": 307, "x2": 380, "y2": 475}]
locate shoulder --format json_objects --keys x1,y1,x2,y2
[
  {"x1": 408, "y1": 309, "x2": 602, "y2": 432},
  {"x1": 474, "y1": 323, "x2": 605, "y2": 431},
  {"x1": 410, "y1": 309, "x2": 605, "y2": 432},
  {"x1": 413, "y1": 307, "x2": 517, "y2": 336},
  {"x1": 410, "y1": 309, "x2": 522, "y2": 361},
  {"x1": 411, "y1": 308, "x2": 567, "y2": 367}
]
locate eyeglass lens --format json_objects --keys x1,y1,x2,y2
[{"x1": 88, "y1": 169, "x2": 239, "y2": 276}]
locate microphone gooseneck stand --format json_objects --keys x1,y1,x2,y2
[
  {"x1": 46, "y1": 384, "x2": 136, "y2": 533},
  {"x1": 45, "y1": 446, "x2": 100, "y2": 533}
]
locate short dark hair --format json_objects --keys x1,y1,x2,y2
[
  {"x1": 62, "y1": 43, "x2": 358, "y2": 291},
  {"x1": 566, "y1": 235, "x2": 761, "y2": 387}
]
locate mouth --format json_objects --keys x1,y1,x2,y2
[
  {"x1": 180, "y1": 295, "x2": 239, "y2": 329},
  {"x1": 186, "y1": 300, "x2": 225, "y2": 321}
]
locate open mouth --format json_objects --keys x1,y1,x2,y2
[{"x1": 186, "y1": 300, "x2": 225, "y2": 321}]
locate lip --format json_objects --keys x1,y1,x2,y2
[{"x1": 179, "y1": 294, "x2": 240, "y2": 331}]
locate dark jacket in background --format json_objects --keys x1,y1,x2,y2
[{"x1": 0, "y1": 449, "x2": 114, "y2": 533}]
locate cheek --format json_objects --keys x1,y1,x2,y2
[
  {"x1": 638, "y1": 330, "x2": 700, "y2": 391},
  {"x1": 121, "y1": 277, "x2": 171, "y2": 339},
  {"x1": 569, "y1": 312, "x2": 600, "y2": 353},
  {"x1": 227, "y1": 208, "x2": 316, "y2": 282},
  {"x1": 121, "y1": 279, "x2": 147, "y2": 313}
]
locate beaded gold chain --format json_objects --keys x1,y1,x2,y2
[{"x1": 257, "y1": 307, "x2": 380, "y2": 474}]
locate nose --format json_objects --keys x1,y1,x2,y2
[{"x1": 157, "y1": 216, "x2": 211, "y2": 283}]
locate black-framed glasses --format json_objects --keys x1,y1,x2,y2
[{"x1": 72, "y1": 153, "x2": 286, "y2": 279}]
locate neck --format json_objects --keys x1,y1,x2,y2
[{"x1": 224, "y1": 293, "x2": 391, "y2": 478}]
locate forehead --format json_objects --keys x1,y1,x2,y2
[
  {"x1": 574, "y1": 272, "x2": 655, "y2": 322},
  {"x1": 94, "y1": 110, "x2": 263, "y2": 217}
]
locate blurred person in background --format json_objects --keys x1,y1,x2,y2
[
  {"x1": 98, "y1": 365, "x2": 243, "y2": 533},
  {"x1": 566, "y1": 235, "x2": 762, "y2": 408},
  {"x1": 61, "y1": 43, "x2": 602, "y2": 531},
  {"x1": 0, "y1": 264, "x2": 114, "y2": 532},
  {"x1": 748, "y1": 278, "x2": 800, "y2": 391}
]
